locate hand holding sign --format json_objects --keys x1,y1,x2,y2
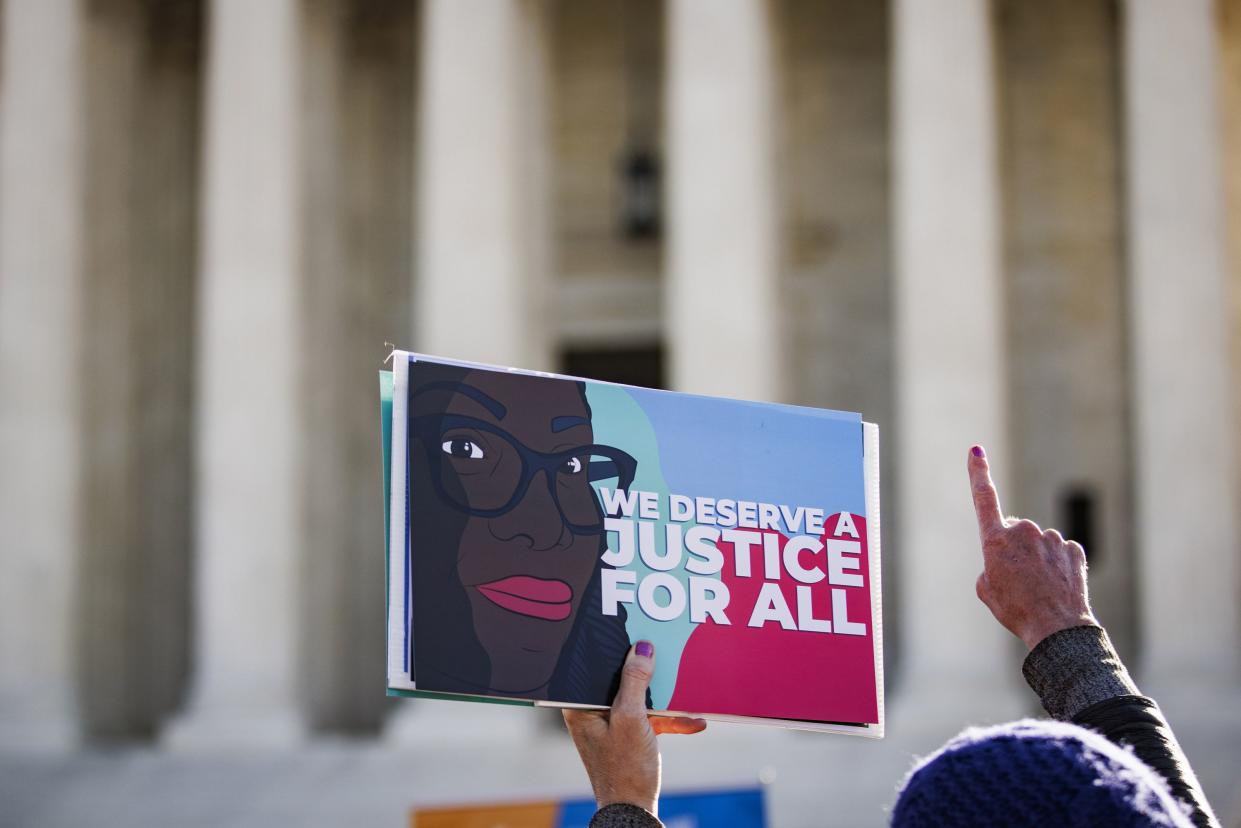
[
  {"x1": 563, "y1": 642, "x2": 707, "y2": 817},
  {"x1": 968, "y1": 446, "x2": 1098, "y2": 650}
]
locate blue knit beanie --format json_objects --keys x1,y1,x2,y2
[{"x1": 891, "y1": 719, "x2": 1193, "y2": 827}]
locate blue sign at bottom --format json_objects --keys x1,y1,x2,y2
[{"x1": 557, "y1": 787, "x2": 765, "y2": 828}]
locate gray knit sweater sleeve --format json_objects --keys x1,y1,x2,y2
[
  {"x1": 1021, "y1": 625, "x2": 1139, "y2": 719},
  {"x1": 589, "y1": 803, "x2": 663, "y2": 828},
  {"x1": 1022, "y1": 625, "x2": 1219, "y2": 828}
]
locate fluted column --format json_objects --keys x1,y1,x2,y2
[
  {"x1": 997, "y1": 0, "x2": 1135, "y2": 662},
  {"x1": 299, "y1": 0, "x2": 416, "y2": 733},
  {"x1": 415, "y1": 0, "x2": 553, "y2": 371},
  {"x1": 0, "y1": 0, "x2": 87, "y2": 751},
  {"x1": 167, "y1": 0, "x2": 305, "y2": 746},
  {"x1": 893, "y1": 0, "x2": 1021, "y2": 723},
  {"x1": 665, "y1": 0, "x2": 782, "y2": 401},
  {"x1": 388, "y1": 0, "x2": 552, "y2": 743},
  {"x1": 1123, "y1": 0, "x2": 1239, "y2": 690}
]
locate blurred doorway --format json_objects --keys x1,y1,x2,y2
[{"x1": 560, "y1": 345, "x2": 665, "y2": 390}]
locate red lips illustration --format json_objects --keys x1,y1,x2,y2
[{"x1": 474, "y1": 575, "x2": 574, "y2": 621}]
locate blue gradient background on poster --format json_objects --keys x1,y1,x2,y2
[{"x1": 585, "y1": 383, "x2": 865, "y2": 709}]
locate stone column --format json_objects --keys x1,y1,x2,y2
[
  {"x1": 389, "y1": 0, "x2": 553, "y2": 743},
  {"x1": 665, "y1": 0, "x2": 782, "y2": 401},
  {"x1": 997, "y1": 0, "x2": 1134, "y2": 663},
  {"x1": 892, "y1": 0, "x2": 1021, "y2": 725},
  {"x1": 1123, "y1": 0, "x2": 1240, "y2": 690},
  {"x1": 299, "y1": 0, "x2": 416, "y2": 733},
  {"x1": 0, "y1": 0, "x2": 87, "y2": 751},
  {"x1": 74, "y1": 0, "x2": 201, "y2": 743},
  {"x1": 167, "y1": 0, "x2": 305, "y2": 746},
  {"x1": 1225, "y1": 1, "x2": 1241, "y2": 596},
  {"x1": 415, "y1": 0, "x2": 553, "y2": 371}
]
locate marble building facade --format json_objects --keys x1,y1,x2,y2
[{"x1": 1, "y1": 0, "x2": 1239, "y2": 822}]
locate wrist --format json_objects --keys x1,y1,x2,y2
[
  {"x1": 597, "y1": 794, "x2": 658, "y2": 817},
  {"x1": 596, "y1": 778, "x2": 658, "y2": 817},
  {"x1": 592, "y1": 803, "x2": 663, "y2": 828},
  {"x1": 1020, "y1": 611, "x2": 1098, "y2": 651}
]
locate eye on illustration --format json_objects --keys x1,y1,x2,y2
[
  {"x1": 442, "y1": 437, "x2": 485, "y2": 460},
  {"x1": 560, "y1": 456, "x2": 584, "y2": 475}
]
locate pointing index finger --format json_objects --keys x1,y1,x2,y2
[{"x1": 968, "y1": 445, "x2": 1005, "y2": 539}]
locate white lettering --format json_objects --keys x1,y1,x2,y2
[
  {"x1": 601, "y1": 569, "x2": 636, "y2": 616},
  {"x1": 758, "y1": 502, "x2": 780, "y2": 530},
  {"x1": 638, "y1": 522, "x2": 683, "y2": 572},
  {"x1": 723, "y1": 528, "x2": 761, "y2": 577},
  {"x1": 599, "y1": 487, "x2": 638, "y2": 518},
  {"x1": 797, "y1": 586, "x2": 832, "y2": 633},
  {"x1": 689, "y1": 576, "x2": 731, "y2": 624},
  {"x1": 639, "y1": 490, "x2": 659, "y2": 520},
  {"x1": 638, "y1": 573, "x2": 686, "y2": 622},
  {"x1": 684, "y1": 526, "x2": 724, "y2": 575},
  {"x1": 762, "y1": 532, "x2": 782, "y2": 580},
  {"x1": 827, "y1": 539, "x2": 863, "y2": 587},
  {"x1": 669, "y1": 494, "x2": 694, "y2": 522},
  {"x1": 737, "y1": 501, "x2": 758, "y2": 528},
  {"x1": 832, "y1": 588, "x2": 866, "y2": 635},
  {"x1": 602, "y1": 517, "x2": 633, "y2": 567},
  {"x1": 834, "y1": 511, "x2": 860, "y2": 539},
  {"x1": 779, "y1": 504, "x2": 807, "y2": 533},
  {"x1": 747, "y1": 583, "x2": 796, "y2": 630},
  {"x1": 783, "y1": 536, "x2": 825, "y2": 584}
]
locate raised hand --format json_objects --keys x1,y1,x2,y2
[{"x1": 968, "y1": 446, "x2": 1098, "y2": 650}]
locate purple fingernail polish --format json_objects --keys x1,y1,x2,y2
[
  {"x1": 635, "y1": 641, "x2": 653, "y2": 658},
  {"x1": 971, "y1": 445, "x2": 984, "y2": 458}
]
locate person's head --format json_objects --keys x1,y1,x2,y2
[
  {"x1": 407, "y1": 362, "x2": 635, "y2": 700},
  {"x1": 891, "y1": 719, "x2": 1193, "y2": 827}
]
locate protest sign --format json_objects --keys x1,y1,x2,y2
[{"x1": 383, "y1": 352, "x2": 883, "y2": 735}]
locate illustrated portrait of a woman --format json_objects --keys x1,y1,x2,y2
[{"x1": 406, "y1": 360, "x2": 639, "y2": 705}]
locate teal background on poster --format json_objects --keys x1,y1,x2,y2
[{"x1": 585, "y1": 383, "x2": 690, "y2": 708}]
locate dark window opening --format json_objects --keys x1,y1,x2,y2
[
  {"x1": 561, "y1": 345, "x2": 665, "y2": 391},
  {"x1": 619, "y1": 148, "x2": 661, "y2": 241},
  {"x1": 1060, "y1": 486, "x2": 1098, "y2": 564}
]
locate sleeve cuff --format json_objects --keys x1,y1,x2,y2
[
  {"x1": 589, "y1": 803, "x2": 663, "y2": 828},
  {"x1": 1021, "y1": 625, "x2": 1140, "y2": 720}
]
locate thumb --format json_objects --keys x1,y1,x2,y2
[{"x1": 612, "y1": 640, "x2": 655, "y2": 715}]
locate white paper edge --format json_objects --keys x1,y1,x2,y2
[
  {"x1": 387, "y1": 354, "x2": 417, "y2": 690},
  {"x1": 864, "y1": 421, "x2": 884, "y2": 738}
]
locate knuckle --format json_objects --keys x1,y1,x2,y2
[
  {"x1": 1013, "y1": 520, "x2": 1042, "y2": 541},
  {"x1": 982, "y1": 528, "x2": 1007, "y2": 546},
  {"x1": 623, "y1": 662, "x2": 653, "y2": 684}
]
